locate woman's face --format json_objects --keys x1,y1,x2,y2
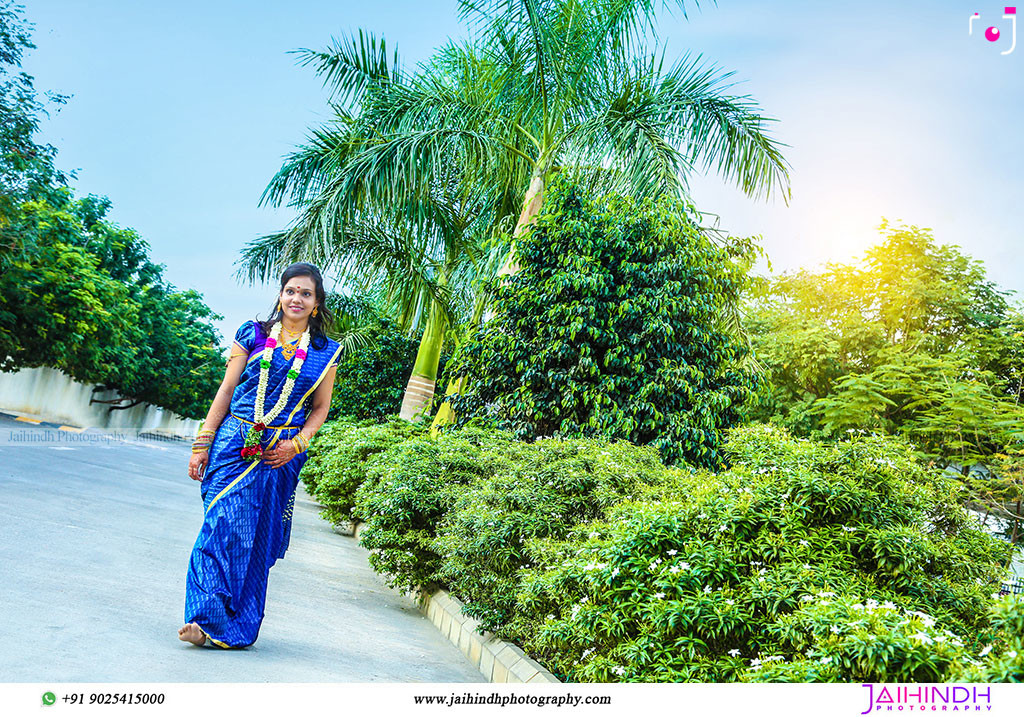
[{"x1": 279, "y1": 275, "x2": 318, "y2": 322}]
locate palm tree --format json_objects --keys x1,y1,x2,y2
[
  {"x1": 237, "y1": 36, "x2": 497, "y2": 420},
  {"x1": 243, "y1": 0, "x2": 792, "y2": 422},
  {"x1": 317, "y1": 0, "x2": 790, "y2": 264}
]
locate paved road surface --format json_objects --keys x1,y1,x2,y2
[{"x1": 0, "y1": 414, "x2": 483, "y2": 682}]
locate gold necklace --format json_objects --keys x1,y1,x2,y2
[{"x1": 280, "y1": 326, "x2": 303, "y2": 360}]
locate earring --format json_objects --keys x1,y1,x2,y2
[
  {"x1": 277, "y1": 300, "x2": 282, "y2": 313},
  {"x1": 312, "y1": 306, "x2": 318, "y2": 317}
]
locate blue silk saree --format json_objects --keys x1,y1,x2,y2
[{"x1": 184, "y1": 320, "x2": 341, "y2": 648}]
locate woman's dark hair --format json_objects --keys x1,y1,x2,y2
[{"x1": 258, "y1": 262, "x2": 333, "y2": 350}]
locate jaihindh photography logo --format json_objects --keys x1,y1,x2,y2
[
  {"x1": 860, "y1": 684, "x2": 993, "y2": 713},
  {"x1": 970, "y1": 8, "x2": 1017, "y2": 54}
]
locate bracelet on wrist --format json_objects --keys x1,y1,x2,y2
[{"x1": 292, "y1": 432, "x2": 310, "y2": 453}]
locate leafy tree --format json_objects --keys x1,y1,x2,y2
[
  {"x1": 0, "y1": 194, "x2": 224, "y2": 418},
  {"x1": 746, "y1": 222, "x2": 1024, "y2": 528},
  {"x1": 447, "y1": 177, "x2": 760, "y2": 467},
  {"x1": 0, "y1": 0, "x2": 68, "y2": 263},
  {"x1": 0, "y1": 204, "x2": 136, "y2": 384}
]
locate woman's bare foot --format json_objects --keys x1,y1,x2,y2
[{"x1": 177, "y1": 622, "x2": 208, "y2": 646}]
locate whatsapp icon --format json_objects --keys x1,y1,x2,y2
[{"x1": 42, "y1": 692, "x2": 56, "y2": 706}]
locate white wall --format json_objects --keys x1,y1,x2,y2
[{"x1": 0, "y1": 366, "x2": 200, "y2": 439}]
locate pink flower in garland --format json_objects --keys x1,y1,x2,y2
[
  {"x1": 266, "y1": 338, "x2": 277, "y2": 349},
  {"x1": 294, "y1": 349, "x2": 307, "y2": 360}
]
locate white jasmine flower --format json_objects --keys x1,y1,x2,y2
[
  {"x1": 728, "y1": 649, "x2": 741, "y2": 657},
  {"x1": 1008, "y1": 650, "x2": 1019, "y2": 659},
  {"x1": 653, "y1": 592, "x2": 666, "y2": 599},
  {"x1": 680, "y1": 562, "x2": 691, "y2": 571},
  {"x1": 718, "y1": 525, "x2": 728, "y2": 532},
  {"x1": 669, "y1": 565, "x2": 681, "y2": 574},
  {"x1": 610, "y1": 567, "x2": 619, "y2": 578},
  {"x1": 882, "y1": 601, "x2": 897, "y2": 610},
  {"x1": 750, "y1": 658, "x2": 762, "y2": 667},
  {"x1": 979, "y1": 645, "x2": 993, "y2": 657},
  {"x1": 820, "y1": 656, "x2": 833, "y2": 665},
  {"x1": 667, "y1": 549, "x2": 678, "y2": 556},
  {"x1": 910, "y1": 632, "x2": 933, "y2": 645},
  {"x1": 799, "y1": 540, "x2": 809, "y2": 547},
  {"x1": 726, "y1": 599, "x2": 735, "y2": 606},
  {"x1": 800, "y1": 595, "x2": 814, "y2": 602},
  {"x1": 589, "y1": 531, "x2": 600, "y2": 539},
  {"x1": 611, "y1": 665, "x2": 626, "y2": 676},
  {"x1": 703, "y1": 585, "x2": 713, "y2": 594},
  {"x1": 830, "y1": 625, "x2": 841, "y2": 634}
]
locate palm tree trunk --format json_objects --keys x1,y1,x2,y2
[
  {"x1": 399, "y1": 299, "x2": 447, "y2": 421},
  {"x1": 497, "y1": 173, "x2": 546, "y2": 278},
  {"x1": 430, "y1": 289, "x2": 489, "y2": 434},
  {"x1": 431, "y1": 172, "x2": 546, "y2": 431}
]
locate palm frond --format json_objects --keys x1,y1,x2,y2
[{"x1": 291, "y1": 29, "x2": 402, "y2": 106}]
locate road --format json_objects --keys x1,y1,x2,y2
[{"x1": 0, "y1": 414, "x2": 483, "y2": 682}]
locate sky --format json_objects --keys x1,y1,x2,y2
[{"x1": 18, "y1": 0, "x2": 1024, "y2": 347}]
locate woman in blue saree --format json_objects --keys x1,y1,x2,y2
[{"x1": 179, "y1": 262, "x2": 341, "y2": 648}]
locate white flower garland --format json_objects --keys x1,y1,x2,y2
[
  {"x1": 255, "y1": 321, "x2": 311, "y2": 424},
  {"x1": 241, "y1": 321, "x2": 311, "y2": 462}
]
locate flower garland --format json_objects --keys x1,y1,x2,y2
[{"x1": 240, "y1": 321, "x2": 311, "y2": 462}]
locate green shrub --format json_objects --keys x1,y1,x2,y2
[
  {"x1": 507, "y1": 424, "x2": 1011, "y2": 682},
  {"x1": 435, "y1": 438, "x2": 670, "y2": 634},
  {"x1": 950, "y1": 597, "x2": 1024, "y2": 682},
  {"x1": 354, "y1": 424, "x2": 516, "y2": 591},
  {"x1": 300, "y1": 418, "x2": 426, "y2": 524}
]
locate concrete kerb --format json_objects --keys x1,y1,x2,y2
[{"x1": 350, "y1": 519, "x2": 560, "y2": 684}]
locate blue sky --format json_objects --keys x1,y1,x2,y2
[{"x1": 20, "y1": 1, "x2": 1024, "y2": 346}]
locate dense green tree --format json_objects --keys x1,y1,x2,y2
[{"x1": 446, "y1": 177, "x2": 760, "y2": 467}]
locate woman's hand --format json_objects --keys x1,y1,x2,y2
[
  {"x1": 189, "y1": 451, "x2": 209, "y2": 481},
  {"x1": 263, "y1": 440, "x2": 298, "y2": 469}
]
